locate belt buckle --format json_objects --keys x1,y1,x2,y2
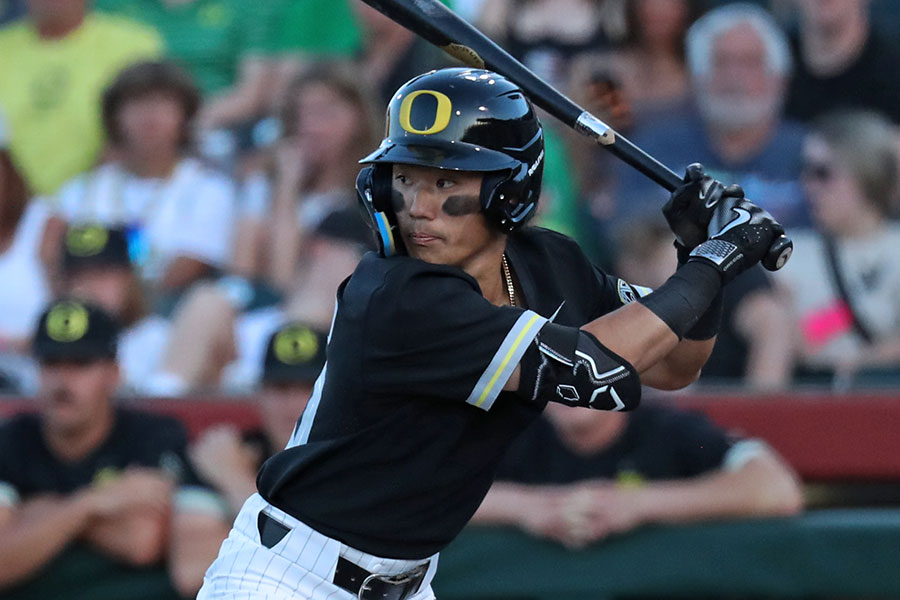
[{"x1": 357, "y1": 562, "x2": 429, "y2": 600}]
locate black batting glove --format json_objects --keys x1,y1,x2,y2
[
  {"x1": 664, "y1": 163, "x2": 745, "y2": 255},
  {"x1": 687, "y1": 194, "x2": 784, "y2": 286}
]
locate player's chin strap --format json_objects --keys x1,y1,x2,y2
[{"x1": 356, "y1": 165, "x2": 403, "y2": 257}]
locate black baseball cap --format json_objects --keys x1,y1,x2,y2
[
  {"x1": 62, "y1": 224, "x2": 132, "y2": 273},
  {"x1": 32, "y1": 299, "x2": 119, "y2": 362},
  {"x1": 262, "y1": 323, "x2": 327, "y2": 384}
]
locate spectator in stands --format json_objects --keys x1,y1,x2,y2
[
  {"x1": 58, "y1": 224, "x2": 231, "y2": 398},
  {"x1": 0, "y1": 299, "x2": 229, "y2": 599},
  {"x1": 235, "y1": 62, "x2": 378, "y2": 294},
  {"x1": 190, "y1": 322, "x2": 327, "y2": 516},
  {"x1": 254, "y1": 0, "x2": 363, "y2": 115},
  {"x1": 0, "y1": 0, "x2": 161, "y2": 194},
  {"x1": 776, "y1": 110, "x2": 900, "y2": 387},
  {"x1": 353, "y1": 2, "x2": 456, "y2": 106},
  {"x1": 615, "y1": 218, "x2": 793, "y2": 388},
  {"x1": 608, "y1": 3, "x2": 808, "y2": 235},
  {"x1": 473, "y1": 400, "x2": 803, "y2": 548},
  {"x1": 55, "y1": 60, "x2": 237, "y2": 315},
  {"x1": 59, "y1": 225, "x2": 162, "y2": 394},
  {"x1": 600, "y1": 0, "x2": 706, "y2": 124},
  {"x1": 133, "y1": 63, "x2": 374, "y2": 394},
  {"x1": 477, "y1": 0, "x2": 617, "y2": 92},
  {"x1": 93, "y1": 0, "x2": 275, "y2": 132},
  {"x1": 0, "y1": 108, "x2": 64, "y2": 393},
  {"x1": 786, "y1": 0, "x2": 900, "y2": 124}
]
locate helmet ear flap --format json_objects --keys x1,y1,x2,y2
[
  {"x1": 481, "y1": 164, "x2": 538, "y2": 233},
  {"x1": 356, "y1": 165, "x2": 405, "y2": 256}
]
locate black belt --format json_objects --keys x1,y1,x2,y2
[{"x1": 257, "y1": 511, "x2": 429, "y2": 600}]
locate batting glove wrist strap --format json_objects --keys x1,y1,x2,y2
[{"x1": 689, "y1": 239, "x2": 741, "y2": 269}]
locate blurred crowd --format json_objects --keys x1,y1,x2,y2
[
  {"x1": 1, "y1": 0, "x2": 899, "y2": 597},
  {"x1": 1, "y1": 0, "x2": 900, "y2": 396}
]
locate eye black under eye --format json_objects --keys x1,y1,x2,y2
[{"x1": 442, "y1": 194, "x2": 481, "y2": 216}]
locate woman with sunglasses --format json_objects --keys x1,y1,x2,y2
[{"x1": 776, "y1": 109, "x2": 900, "y2": 387}]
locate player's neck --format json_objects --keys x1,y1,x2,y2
[{"x1": 466, "y1": 242, "x2": 511, "y2": 308}]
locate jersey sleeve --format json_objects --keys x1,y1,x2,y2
[
  {"x1": 592, "y1": 264, "x2": 653, "y2": 318},
  {"x1": 364, "y1": 264, "x2": 548, "y2": 411}
]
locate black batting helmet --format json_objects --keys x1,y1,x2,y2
[{"x1": 357, "y1": 68, "x2": 545, "y2": 256}]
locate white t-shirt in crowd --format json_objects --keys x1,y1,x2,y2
[
  {"x1": 0, "y1": 201, "x2": 51, "y2": 340},
  {"x1": 55, "y1": 158, "x2": 236, "y2": 283},
  {"x1": 118, "y1": 314, "x2": 171, "y2": 395},
  {"x1": 775, "y1": 225, "x2": 900, "y2": 368}
]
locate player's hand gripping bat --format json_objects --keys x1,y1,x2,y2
[{"x1": 358, "y1": 0, "x2": 793, "y2": 271}]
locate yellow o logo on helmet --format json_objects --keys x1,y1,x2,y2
[
  {"x1": 46, "y1": 302, "x2": 90, "y2": 343},
  {"x1": 274, "y1": 327, "x2": 319, "y2": 365},
  {"x1": 398, "y1": 90, "x2": 453, "y2": 135}
]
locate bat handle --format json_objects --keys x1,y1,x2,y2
[{"x1": 762, "y1": 234, "x2": 793, "y2": 271}]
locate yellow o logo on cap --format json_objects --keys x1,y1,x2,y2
[
  {"x1": 398, "y1": 90, "x2": 453, "y2": 135},
  {"x1": 67, "y1": 225, "x2": 108, "y2": 257},
  {"x1": 46, "y1": 302, "x2": 90, "y2": 343},
  {"x1": 274, "y1": 327, "x2": 319, "y2": 365}
]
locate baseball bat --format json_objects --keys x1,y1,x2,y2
[{"x1": 358, "y1": 0, "x2": 792, "y2": 271}]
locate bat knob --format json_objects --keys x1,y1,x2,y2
[{"x1": 762, "y1": 235, "x2": 792, "y2": 272}]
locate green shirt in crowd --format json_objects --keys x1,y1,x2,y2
[{"x1": 94, "y1": 0, "x2": 271, "y2": 94}]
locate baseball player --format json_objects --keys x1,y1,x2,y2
[{"x1": 198, "y1": 68, "x2": 785, "y2": 600}]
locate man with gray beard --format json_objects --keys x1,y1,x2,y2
[{"x1": 608, "y1": 3, "x2": 809, "y2": 231}]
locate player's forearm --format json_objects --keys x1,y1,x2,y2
[
  {"x1": 629, "y1": 455, "x2": 803, "y2": 526},
  {"x1": 641, "y1": 337, "x2": 716, "y2": 390},
  {"x1": 0, "y1": 494, "x2": 94, "y2": 588},
  {"x1": 582, "y1": 301, "x2": 680, "y2": 373}
]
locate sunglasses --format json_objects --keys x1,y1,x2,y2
[{"x1": 802, "y1": 160, "x2": 834, "y2": 182}]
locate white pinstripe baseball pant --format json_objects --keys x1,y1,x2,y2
[{"x1": 197, "y1": 493, "x2": 439, "y2": 600}]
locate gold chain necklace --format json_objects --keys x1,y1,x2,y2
[{"x1": 501, "y1": 253, "x2": 516, "y2": 307}]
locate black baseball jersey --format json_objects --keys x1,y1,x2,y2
[
  {"x1": 0, "y1": 408, "x2": 194, "y2": 501},
  {"x1": 495, "y1": 403, "x2": 736, "y2": 485},
  {"x1": 257, "y1": 227, "x2": 641, "y2": 559}
]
